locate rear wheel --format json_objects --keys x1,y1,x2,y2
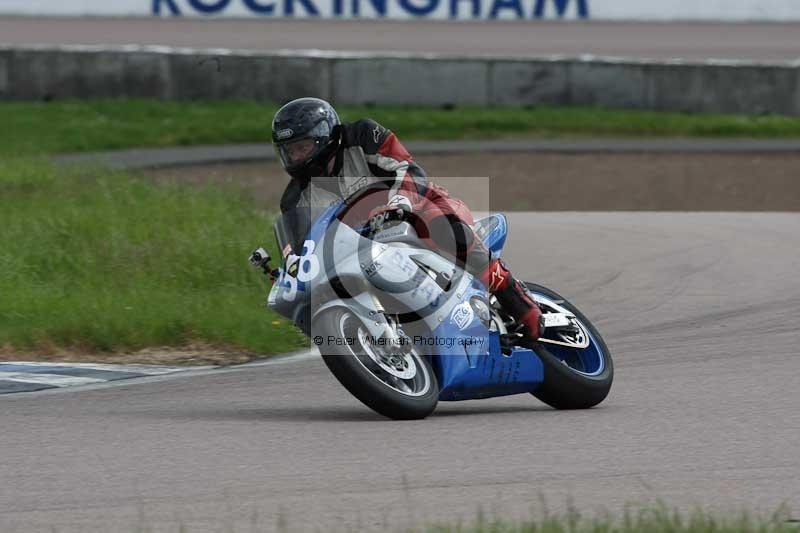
[
  {"x1": 524, "y1": 283, "x2": 613, "y2": 409},
  {"x1": 313, "y1": 308, "x2": 439, "y2": 420}
]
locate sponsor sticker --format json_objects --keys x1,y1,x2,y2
[
  {"x1": 363, "y1": 260, "x2": 382, "y2": 277},
  {"x1": 451, "y1": 302, "x2": 475, "y2": 330}
]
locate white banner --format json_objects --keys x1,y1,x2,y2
[{"x1": 1, "y1": 0, "x2": 800, "y2": 20}]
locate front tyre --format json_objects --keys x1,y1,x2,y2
[
  {"x1": 313, "y1": 308, "x2": 439, "y2": 420},
  {"x1": 524, "y1": 283, "x2": 613, "y2": 409}
]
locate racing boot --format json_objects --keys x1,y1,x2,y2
[{"x1": 479, "y1": 258, "x2": 544, "y2": 339}]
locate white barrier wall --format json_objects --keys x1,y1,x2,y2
[
  {"x1": 2, "y1": 0, "x2": 800, "y2": 20},
  {"x1": 2, "y1": 45, "x2": 799, "y2": 115}
]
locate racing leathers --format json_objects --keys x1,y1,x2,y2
[{"x1": 280, "y1": 119, "x2": 543, "y2": 339}]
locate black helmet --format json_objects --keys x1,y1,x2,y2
[{"x1": 272, "y1": 97, "x2": 341, "y2": 180}]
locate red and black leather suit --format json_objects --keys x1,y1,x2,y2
[{"x1": 280, "y1": 119, "x2": 543, "y2": 338}]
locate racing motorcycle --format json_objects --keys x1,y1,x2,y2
[{"x1": 250, "y1": 182, "x2": 612, "y2": 420}]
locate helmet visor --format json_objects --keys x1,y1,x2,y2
[{"x1": 276, "y1": 137, "x2": 320, "y2": 168}]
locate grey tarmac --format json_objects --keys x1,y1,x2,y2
[
  {"x1": 1, "y1": 212, "x2": 798, "y2": 532},
  {"x1": 2, "y1": 17, "x2": 800, "y2": 61}
]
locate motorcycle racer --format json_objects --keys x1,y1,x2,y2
[{"x1": 272, "y1": 97, "x2": 544, "y2": 340}]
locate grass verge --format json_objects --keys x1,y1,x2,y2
[
  {"x1": 3, "y1": 100, "x2": 800, "y2": 157},
  {"x1": 4, "y1": 99, "x2": 799, "y2": 358},
  {"x1": 422, "y1": 502, "x2": 798, "y2": 533},
  {"x1": 0, "y1": 158, "x2": 307, "y2": 360}
]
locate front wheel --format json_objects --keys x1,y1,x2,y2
[
  {"x1": 313, "y1": 308, "x2": 439, "y2": 420},
  {"x1": 524, "y1": 283, "x2": 613, "y2": 409}
]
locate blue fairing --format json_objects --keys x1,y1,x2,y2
[
  {"x1": 306, "y1": 201, "x2": 345, "y2": 253},
  {"x1": 475, "y1": 214, "x2": 508, "y2": 258},
  {"x1": 294, "y1": 204, "x2": 545, "y2": 401},
  {"x1": 292, "y1": 201, "x2": 344, "y2": 293},
  {"x1": 430, "y1": 279, "x2": 544, "y2": 401}
]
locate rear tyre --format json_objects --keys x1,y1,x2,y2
[
  {"x1": 313, "y1": 308, "x2": 439, "y2": 420},
  {"x1": 524, "y1": 283, "x2": 613, "y2": 409}
]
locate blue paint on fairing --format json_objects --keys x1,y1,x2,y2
[
  {"x1": 482, "y1": 213, "x2": 509, "y2": 258},
  {"x1": 434, "y1": 345, "x2": 545, "y2": 401},
  {"x1": 428, "y1": 277, "x2": 545, "y2": 401}
]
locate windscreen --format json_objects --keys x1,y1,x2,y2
[{"x1": 274, "y1": 182, "x2": 343, "y2": 258}]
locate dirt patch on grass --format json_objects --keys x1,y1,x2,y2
[{"x1": 144, "y1": 151, "x2": 800, "y2": 211}]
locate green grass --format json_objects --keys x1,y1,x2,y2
[
  {"x1": 421, "y1": 502, "x2": 798, "y2": 533},
  {"x1": 0, "y1": 158, "x2": 306, "y2": 356},
  {"x1": 3, "y1": 98, "x2": 799, "y2": 355},
  {"x1": 3, "y1": 100, "x2": 800, "y2": 157}
]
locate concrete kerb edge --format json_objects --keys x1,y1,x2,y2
[{"x1": 0, "y1": 347, "x2": 320, "y2": 398}]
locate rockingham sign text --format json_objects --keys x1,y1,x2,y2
[
  {"x1": 2, "y1": 0, "x2": 799, "y2": 20},
  {"x1": 150, "y1": 0, "x2": 588, "y2": 18}
]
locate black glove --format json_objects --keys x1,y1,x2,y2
[{"x1": 368, "y1": 205, "x2": 407, "y2": 234}]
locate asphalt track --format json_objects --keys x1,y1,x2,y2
[
  {"x1": 1, "y1": 212, "x2": 798, "y2": 532},
  {"x1": 3, "y1": 17, "x2": 800, "y2": 60},
  {"x1": 4, "y1": 14, "x2": 799, "y2": 532}
]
